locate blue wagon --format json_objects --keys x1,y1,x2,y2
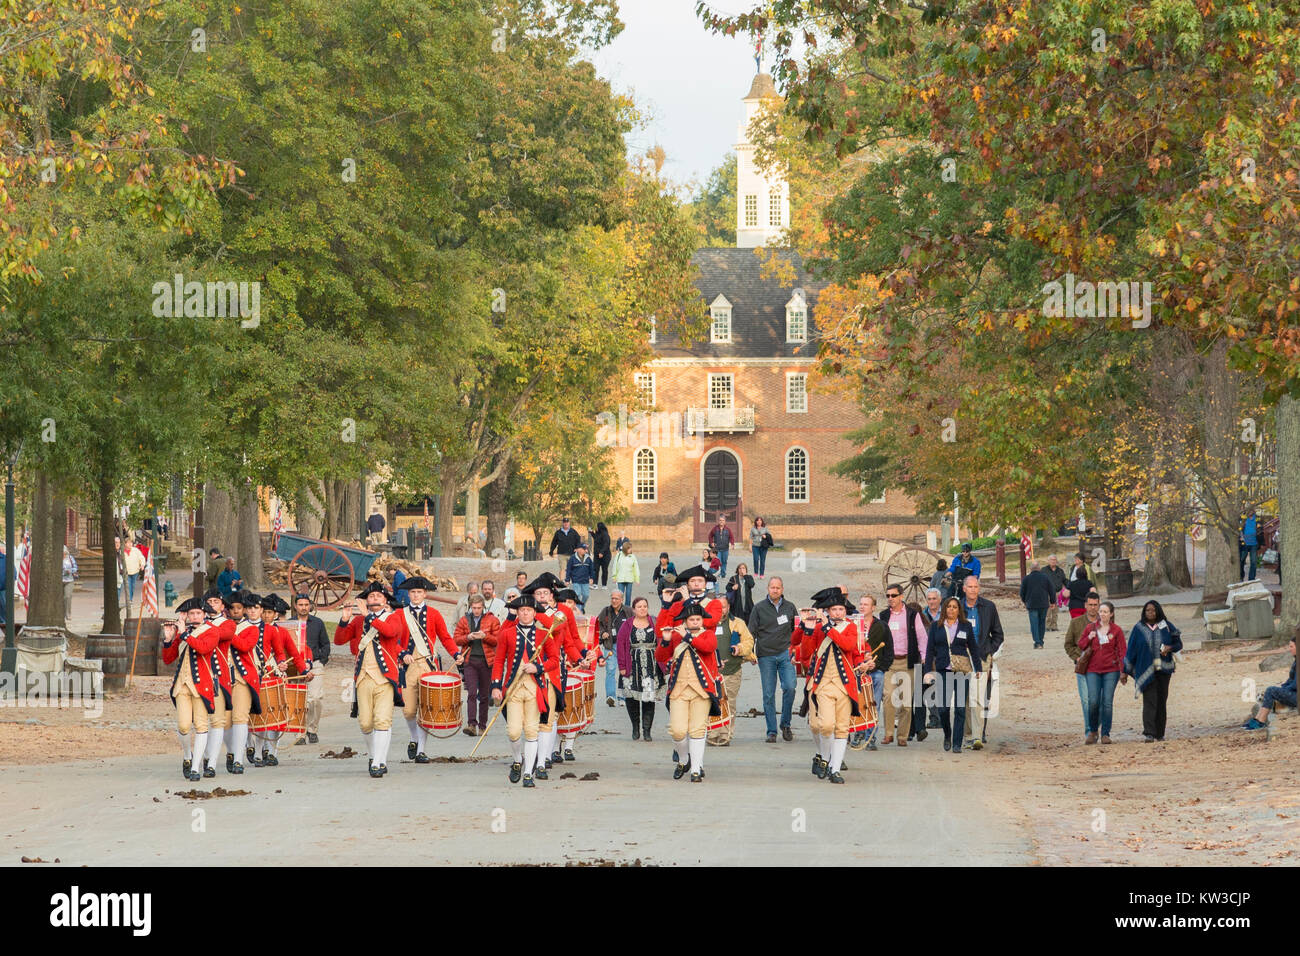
[{"x1": 274, "y1": 531, "x2": 379, "y2": 610}]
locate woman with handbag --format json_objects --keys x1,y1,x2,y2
[
  {"x1": 750, "y1": 517, "x2": 772, "y2": 578},
  {"x1": 1077, "y1": 601, "x2": 1128, "y2": 744},
  {"x1": 725, "y1": 563, "x2": 756, "y2": 621},
  {"x1": 924, "y1": 596, "x2": 983, "y2": 754}
]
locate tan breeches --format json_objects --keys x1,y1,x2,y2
[
  {"x1": 669, "y1": 682, "x2": 710, "y2": 741},
  {"x1": 356, "y1": 673, "x2": 394, "y2": 733},
  {"x1": 174, "y1": 683, "x2": 210, "y2": 735},
  {"x1": 811, "y1": 679, "x2": 852, "y2": 739},
  {"x1": 505, "y1": 676, "x2": 542, "y2": 742}
]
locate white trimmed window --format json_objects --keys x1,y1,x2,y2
[
  {"x1": 769, "y1": 186, "x2": 783, "y2": 226},
  {"x1": 786, "y1": 292, "x2": 807, "y2": 342},
  {"x1": 862, "y1": 483, "x2": 887, "y2": 504},
  {"x1": 709, "y1": 294, "x2": 732, "y2": 343},
  {"x1": 708, "y1": 373, "x2": 733, "y2": 410},
  {"x1": 786, "y1": 372, "x2": 807, "y2": 413},
  {"x1": 744, "y1": 194, "x2": 758, "y2": 227},
  {"x1": 871, "y1": 491, "x2": 887, "y2": 504},
  {"x1": 786, "y1": 447, "x2": 809, "y2": 503},
  {"x1": 635, "y1": 372, "x2": 656, "y2": 408},
  {"x1": 634, "y1": 448, "x2": 657, "y2": 503}
]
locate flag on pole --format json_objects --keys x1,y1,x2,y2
[
  {"x1": 142, "y1": 548, "x2": 158, "y2": 616},
  {"x1": 1020, "y1": 532, "x2": 1034, "y2": 563},
  {"x1": 271, "y1": 501, "x2": 283, "y2": 551},
  {"x1": 17, "y1": 537, "x2": 31, "y2": 610}
]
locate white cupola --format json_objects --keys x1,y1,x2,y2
[{"x1": 735, "y1": 72, "x2": 788, "y2": 249}]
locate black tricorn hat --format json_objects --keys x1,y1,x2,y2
[
  {"x1": 203, "y1": 587, "x2": 222, "y2": 603},
  {"x1": 240, "y1": 591, "x2": 262, "y2": 608},
  {"x1": 177, "y1": 596, "x2": 205, "y2": 614},
  {"x1": 358, "y1": 581, "x2": 389, "y2": 599},
  {"x1": 396, "y1": 576, "x2": 434, "y2": 591},
  {"x1": 810, "y1": 586, "x2": 849, "y2": 610},
  {"x1": 674, "y1": 565, "x2": 715, "y2": 584},
  {"x1": 506, "y1": 593, "x2": 538, "y2": 610},
  {"x1": 675, "y1": 601, "x2": 709, "y2": 622},
  {"x1": 556, "y1": 588, "x2": 578, "y2": 603},
  {"x1": 523, "y1": 572, "x2": 565, "y2": 594}
]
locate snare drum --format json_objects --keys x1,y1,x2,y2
[
  {"x1": 707, "y1": 680, "x2": 732, "y2": 732},
  {"x1": 250, "y1": 675, "x2": 289, "y2": 734},
  {"x1": 848, "y1": 672, "x2": 878, "y2": 735},
  {"x1": 572, "y1": 668, "x2": 596, "y2": 728},
  {"x1": 557, "y1": 674, "x2": 586, "y2": 734},
  {"x1": 417, "y1": 671, "x2": 463, "y2": 734},
  {"x1": 283, "y1": 680, "x2": 309, "y2": 735}
]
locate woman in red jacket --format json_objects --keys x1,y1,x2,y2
[{"x1": 1077, "y1": 600, "x2": 1128, "y2": 745}]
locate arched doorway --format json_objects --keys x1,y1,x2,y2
[{"x1": 702, "y1": 449, "x2": 740, "y2": 517}]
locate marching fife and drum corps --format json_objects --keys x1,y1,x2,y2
[{"x1": 161, "y1": 566, "x2": 992, "y2": 786}]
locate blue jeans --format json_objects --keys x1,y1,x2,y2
[
  {"x1": 603, "y1": 647, "x2": 618, "y2": 700},
  {"x1": 571, "y1": 581, "x2": 590, "y2": 610},
  {"x1": 1244, "y1": 545, "x2": 1258, "y2": 580},
  {"x1": 617, "y1": 582, "x2": 633, "y2": 604},
  {"x1": 1027, "y1": 607, "x2": 1046, "y2": 646},
  {"x1": 716, "y1": 549, "x2": 729, "y2": 578},
  {"x1": 1085, "y1": 671, "x2": 1120, "y2": 736},
  {"x1": 124, "y1": 572, "x2": 138, "y2": 602},
  {"x1": 939, "y1": 672, "x2": 970, "y2": 745},
  {"x1": 752, "y1": 546, "x2": 768, "y2": 576},
  {"x1": 1076, "y1": 674, "x2": 1091, "y2": 731},
  {"x1": 1262, "y1": 685, "x2": 1297, "y2": 710},
  {"x1": 864, "y1": 669, "x2": 885, "y2": 743},
  {"x1": 757, "y1": 651, "x2": 797, "y2": 735}
]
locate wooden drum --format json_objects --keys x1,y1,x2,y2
[
  {"x1": 417, "y1": 671, "x2": 463, "y2": 736},
  {"x1": 848, "y1": 672, "x2": 878, "y2": 735},
  {"x1": 284, "y1": 680, "x2": 309, "y2": 736},
  {"x1": 572, "y1": 668, "x2": 597, "y2": 728},
  {"x1": 250, "y1": 675, "x2": 289, "y2": 734},
  {"x1": 557, "y1": 674, "x2": 587, "y2": 734}
]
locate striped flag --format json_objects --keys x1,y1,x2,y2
[
  {"x1": 1020, "y1": 532, "x2": 1034, "y2": 562},
  {"x1": 17, "y1": 538, "x2": 31, "y2": 609},
  {"x1": 423, "y1": 497, "x2": 431, "y2": 533},
  {"x1": 142, "y1": 548, "x2": 158, "y2": 616},
  {"x1": 271, "y1": 501, "x2": 283, "y2": 551}
]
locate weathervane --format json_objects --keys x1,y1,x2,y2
[{"x1": 754, "y1": 36, "x2": 763, "y2": 73}]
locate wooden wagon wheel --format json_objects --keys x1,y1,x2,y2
[
  {"x1": 882, "y1": 546, "x2": 942, "y2": 605},
  {"x1": 287, "y1": 543, "x2": 355, "y2": 610}
]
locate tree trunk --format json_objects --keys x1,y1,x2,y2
[
  {"x1": 464, "y1": 476, "x2": 481, "y2": 553},
  {"x1": 297, "y1": 482, "x2": 325, "y2": 538},
  {"x1": 437, "y1": 474, "x2": 457, "y2": 555},
  {"x1": 28, "y1": 471, "x2": 66, "y2": 628},
  {"x1": 484, "y1": 458, "x2": 510, "y2": 555},
  {"x1": 236, "y1": 483, "x2": 266, "y2": 589},
  {"x1": 98, "y1": 472, "x2": 121, "y2": 633},
  {"x1": 204, "y1": 485, "x2": 238, "y2": 560},
  {"x1": 1277, "y1": 393, "x2": 1300, "y2": 638},
  {"x1": 1141, "y1": 483, "x2": 1192, "y2": 591},
  {"x1": 1201, "y1": 338, "x2": 1242, "y2": 601}
]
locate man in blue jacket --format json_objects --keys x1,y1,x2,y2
[
  {"x1": 948, "y1": 543, "x2": 981, "y2": 598},
  {"x1": 565, "y1": 543, "x2": 595, "y2": 611},
  {"x1": 1241, "y1": 509, "x2": 1259, "y2": 581}
]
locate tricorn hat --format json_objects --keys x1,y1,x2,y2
[
  {"x1": 177, "y1": 596, "x2": 205, "y2": 614},
  {"x1": 673, "y1": 565, "x2": 715, "y2": 585},
  {"x1": 396, "y1": 576, "x2": 434, "y2": 591},
  {"x1": 674, "y1": 601, "x2": 709, "y2": 622},
  {"x1": 507, "y1": 593, "x2": 539, "y2": 610},
  {"x1": 523, "y1": 572, "x2": 565, "y2": 595},
  {"x1": 810, "y1": 586, "x2": 849, "y2": 610}
]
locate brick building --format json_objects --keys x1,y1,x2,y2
[{"x1": 606, "y1": 73, "x2": 938, "y2": 549}]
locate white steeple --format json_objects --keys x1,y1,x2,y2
[{"x1": 735, "y1": 72, "x2": 788, "y2": 248}]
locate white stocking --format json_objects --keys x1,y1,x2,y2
[
  {"x1": 191, "y1": 732, "x2": 208, "y2": 769},
  {"x1": 416, "y1": 726, "x2": 428, "y2": 756},
  {"x1": 177, "y1": 731, "x2": 193, "y2": 762},
  {"x1": 362, "y1": 730, "x2": 374, "y2": 763},
  {"x1": 688, "y1": 736, "x2": 705, "y2": 772},
  {"x1": 523, "y1": 739, "x2": 539, "y2": 774},
  {"x1": 510, "y1": 735, "x2": 523, "y2": 763},
  {"x1": 673, "y1": 736, "x2": 686, "y2": 764},
  {"x1": 405, "y1": 716, "x2": 419, "y2": 743},
  {"x1": 374, "y1": 729, "x2": 391, "y2": 766},
  {"x1": 204, "y1": 727, "x2": 223, "y2": 766},
  {"x1": 231, "y1": 725, "x2": 248, "y2": 765},
  {"x1": 830, "y1": 737, "x2": 847, "y2": 774}
]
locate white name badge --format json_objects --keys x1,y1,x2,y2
[
  {"x1": 890, "y1": 620, "x2": 902, "y2": 631},
  {"x1": 1098, "y1": 632, "x2": 1110, "y2": 645},
  {"x1": 776, "y1": 614, "x2": 789, "y2": 625}
]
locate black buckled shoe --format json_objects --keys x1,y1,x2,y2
[
  {"x1": 814, "y1": 758, "x2": 829, "y2": 779},
  {"x1": 294, "y1": 737, "x2": 306, "y2": 746},
  {"x1": 509, "y1": 762, "x2": 522, "y2": 784},
  {"x1": 407, "y1": 741, "x2": 417, "y2": 760},
  {"x1": 245, "y1": 746, "x2": 255, "y2": 762},
  {"x1": 414, "y1": 753, "x2": 430, "y2": 764},
  {"x1": 551, "y1": 750, "x2": 562, "y2": 765},
  {"x1": 690, "y1": 772, "x2": 702, "y2": 782},
  {"x1": 673, "y1": 759, "x2": 691, "y2": 780},
  {"x1": 264, "y1": 753, "x2": 279, "y2": 767},
  {"x1": 202, "y1": 760, "x2": 216, "y2": 779},
  {"x1": 226, "y1": 753, "x2": 234, "y2": 772},
  {"x1": 563, "y1": 749, "x2": 575, "y2": 762},
  {"x1": 811, "y1": 754, "x2": 820, "y2": 775},
  {"x1": 250, "y1": 753, "x2": 265, "y2": 767},
  {"x1": 522, "y1": 774, "x2": 535, "y2": 788},
  {"x1": 827, "y1": 771, "x2": 845, "y2": 784},
  {"x1": 182, "y1": 759, "x2": 193, "y2": 781},
  {"x1": 379, "y1": 763, "x2": 388, "y2": 775},
  {"x1": 307, "y1": 732, "x2": 319, "y2": 744},
  {"x1": 534, "y1": 766, "x2": 549, "y2": 781},
  {"x1": 230, "y1": 762, "x2": 245, "y2": 774},
  {"x1": 368, "y1": 761, "x2": 383, "y2": 778},
  {"x1": 185, "y1": 763, "x2": 201, "y2": 782}
]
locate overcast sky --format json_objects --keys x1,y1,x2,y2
[{"x1": 589, "y1": 0, "x2": 764, "y2": 192}]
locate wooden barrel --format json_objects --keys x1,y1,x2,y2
[
  {"x1": 86, "y1": 634, "x2": 128, "y2": 691},
  {"x1": 124, "y1": 617, "x2": 161, "y2": 676}
]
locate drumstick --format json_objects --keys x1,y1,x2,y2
[{"x1": 468, "y1": 618, "x2": 560, "y2": 760}]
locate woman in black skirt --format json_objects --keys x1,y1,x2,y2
[{"x1": 616, "y1": 596, "x2": 664, "y2": 740}]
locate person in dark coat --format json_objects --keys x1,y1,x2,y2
[
  {"x1": 592, "y1": 522, "x2": 612, "y2": 588},
  {"x1": 1019, "y1": 561, "x2": 1055, "y2": 649},
  {"x1": 548, "y1": 517, "x2": 581, "y2": 578},
  {"x1": 725, "y1": 564, "x2": 756, "y2": 621}
]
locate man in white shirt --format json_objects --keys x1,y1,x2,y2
[{"x1": 480, "y1": 579, "x2": 507, "y2": 621}]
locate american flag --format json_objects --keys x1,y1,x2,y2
[
  {"x1": 142, "y1": 547, "x2": 158, "y2": 616},
  {"x1": 271, "y1": 501, "x2": 283, "y2": 551},
  {"x1": 17, "y1": 536, "x2": 31, "y2": 609}
]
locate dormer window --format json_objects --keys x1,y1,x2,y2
[
  {"x1": 786, "y1": 290, "x2": 807, "y2": 343},
  {"x1": 710, "y1": 294, "x2": 732, "y2": 344}
]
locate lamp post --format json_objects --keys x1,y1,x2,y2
[{"x1": 3, "y1": 439, "x2": 24, "y2": 676}]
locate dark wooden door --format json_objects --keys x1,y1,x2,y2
[{"x1": 703, "y1": 451, "x2": 739, "y2": 514}]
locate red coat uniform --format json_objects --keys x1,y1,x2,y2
[
  {"x1": 208, "y1": 615, "x2": 234, "y2": 703},
  {"x1": 492, "y1": 619, "x2": 564, "y2": 717},
  {"x1": 336, "y1": 610, "x2": 407, "y2": 713},
  {"x1": 381, "y1": 604, "x2": 458, "y2": 669},
  {"x1": 229, "y1": 619, "x2": 271, "y2": 693},
  {"x1": 279, "y1": 618, "x2": 315, "y2": 676},
  {"x1": 808, "y1": 619, "x2": 864, "y2": 712},
  {"x1": 791, "y1": 621, "x2": 821, "y2": 677},
  {"x1": 267, "y1": 622, "x2": 309, "y2": 672},
  {"x1": 538, "y1": 604, "x2": 583, "y2": 662},
  {"x1": 655, "y1": 626, "x2": 722, "y2": 708},
  {"x1": 163, "y1": 622, "x2": 220, "y2": 712}
]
